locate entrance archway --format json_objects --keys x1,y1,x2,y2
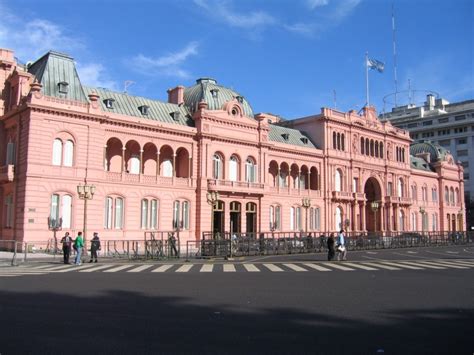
[
  {"x1": 246, "y1": 202, "x2": 257, "y2": 237},
  {"x1": 213, "y1": 200, "x2": 225, "y2": 237},
  {"x1": 364, "y1": 177, "x2": 382, "y2": 232}
]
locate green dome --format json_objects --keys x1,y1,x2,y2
[
  {"x1": 410, "y1": 141, "x2": 449, "y2": 162},
  {"x1": 184, "y1": 78, "x2": 254, "y2": 118}
]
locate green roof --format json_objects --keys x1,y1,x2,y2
[
  {"x1": 410, "y1": 155, "x2": 434, "y2": 172},
  {"x1": 410, "y1": 142, "x2": 449, "y2": 163},
  {"x1": 83, "y1": 87, "x2": 194, "y2": 127},
  {"x1": 28, "y1": 51, "x2": 87, "y2": 102},
  {"x1": 268, "y1": 124, "x2": 317, "y2": 148},
  {"x1": 184, "y1": 78, "x2": 254, "y2": 118}
]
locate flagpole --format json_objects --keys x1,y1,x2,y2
[{"x1": 365, "y1": 51, "x2": 370, "y2": 107}]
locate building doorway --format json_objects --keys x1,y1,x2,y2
[
  {"x1": 246, "y1": 202, "x2": 257, "y2": 237},
  {"x1": 364, "y1": 177, "x2": 382, "y2": 232},
  {"x1": 213, "y1": 200, "x2": 225, "y2": 237},
  {"x1": 229, "y1": 201, "x2": 241, "y2": 236}
]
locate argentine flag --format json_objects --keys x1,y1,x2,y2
[{"x1": 367, "y1": 58, "x2": 385, "y2": 73}]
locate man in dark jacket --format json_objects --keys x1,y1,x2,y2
[
  {"x1": 60, "y1": 232, "x2": 73, "y2": 264},
  {"x1": 89, "y1": 232, "x2": 101, "y2": 263},
  {"x1": 327, "y1": 233, "x2": 336, "y2": 261}
]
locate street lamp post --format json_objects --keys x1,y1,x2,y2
[
  {"x1": 419, "y1": 206, "x2": 425, "y2": 234},
  {"x1": 206, "y1": 191, "x2": 220, "y2": 239},
  {"x1": 77, "y1": 183, "x2": 96, "y2": 254},
  {"x1": 302, "y1": 197, "x2": 311, "y2": 234},
  {"x1": 371, "y1": 201, "x2": 380, "y2": 232},
  {"x1": 47, "y1": 217, "x2": 62, "y2": 254}
]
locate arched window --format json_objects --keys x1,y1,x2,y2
[
  {"x1": 335, "y1": 169, "x2": 342, "y2": 192},
  {"x1": 412, "y1": 212, "x2": 417, "y2": 231},
  {"x1": 361, "y1": 137, "x2": 365, "y2": 155},
  {"x1": 455, "y1": 188, "x2": 459, "y2": 205},
  {"x1": 61, "y1": 195, "x2": 72, "y2": 229},
  {"x1": 290, "y1": 206, "x2": 301, "y2": 231},
  {"x1": 213, "y1": 154, "x2": 223, "y2": 179},
  {"x1": 379, "y1": 142, "x2": 384, "y2": 158},
  {"x1": 365, "y1": 139, "x2": 370, "y2": 156},
  {"x1": 336, "y1": 133, "x2": 341, "y2": 150},
  {"x1": 450, "y1": 188, "x2": 455, "y2": 205},
  {"x1": 63, "y1": 140, "x2": 74, "y2": 167},
  {"x1": 245, "y1": 158, "x2": 256, "y2": 182},
  {"x1": 49, "y1": 193, "x2": 72, "y2": 229},
  {"x1": 375, "y1": 141, "x2": 379, "y2": 158},
  {"x1": 279, "y1": 170, "x2": 288, "y2": 187},
  {"x1": 229, "y1": 156, "x2": 238, "y2": 181},
  {"x1": 370, "y1": 140, "x2": 374, "y2": 156},
  {"x1": 333, "y1": 132, "x2": 337, "y2": 149},
  {"x1": 432, "y1": 188, "x2": 438, "y2": 202},
  {"x1": 172, "y1": 200, "x2": 190, "y2": 230},
  {"x1": 52, "y1": 139, "x2": 62, "y2": 166},
  {"x1": 412, "y1": 185, "x2": 417, "y2": 200},
  {"x1": 311, "y1": 207, "x2": 321, "y2": 230},
  {"x1": 445, "y1": 187, "x2": 449, "y2": 203},
  {"x1": 341, "y1": 134, "x2": 345, "y2": 151},
  {"x1": 141, "y1": 199, "x2": 149, "y2": 229},
  {"x1": 402, "y1": 148, "x2": 405, "y2": 162}
]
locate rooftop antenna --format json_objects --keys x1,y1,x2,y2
[
  {"x1": 124, "y1": 80, "x2": 135, "y2": 94},
  {"x1": 333, "y1": 89, "x2": 337, "y2": 109},
  {"x1": 392, "y1": 3, "x2": 399, "y2": 107},
  {"x1": 408, "y1": 78, "x2": 413, "y2": 105}
]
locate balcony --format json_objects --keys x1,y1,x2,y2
[
  {"x1": 0, "y1": 165, "x2": 14, "y2": 183},
  {"x1": 208, "y1": 179, "x2": 264, "y2": 194},
  {"x1": 332, "y1": 190, "x2": 353, "y2": 201},
  {"x1": 384, "y1": 196, "x2": 412, "y2": 205},
  {"x1": 104, "y1": 171, "x2": 193, "y2": 187},
  {"x1": 353, "y1": 192, "x2": 366, "y2": 201}
]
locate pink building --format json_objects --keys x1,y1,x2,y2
[{"x1": 0, "y1": 48, "x2": 465, "y2": 246}]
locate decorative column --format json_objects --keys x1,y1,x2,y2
[
  {"x1": 103, "y1": 145, "x2": 107, "y2": 171},
  {"x1": 307, "y1": 171, "x2": 311, "y2": 196},
  {"x1": 277, "y1": 167, "x2": 281, "y2": 193},
  {"x1": 121, "y1": 147, "x2": 126, "y2": 173},
  {"x1": 298, "y1": 170, "x2": 301, "y2": 194},
  {"x1": 361, "y1": 202, "x2": 366, "y2": 231},
  {"x1": 156, "y1": 152, "x2": 160, "y2": 178},
  {"x1": 188, "y1": 156, "x2": 192, "y2": 185},
  {"x1": 139, "y1": 149, "x2": 144, "y2": 175}
]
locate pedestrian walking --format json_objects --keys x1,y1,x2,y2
[
  {"x1": 336, "y1": 229, "x2": 347, "y2": 261},
  {"x1": 327, "y1": 233, "x2": 336, "y2": 261},
  {"x1": 89, "y1": 232, "x2": 101, "y2": 263},
  {"x1": 60, "y1": 232, "x2": 73, "y2": 264},
  {"x1": 74, "y1": 231, "x2": 84, "y2": 265}
]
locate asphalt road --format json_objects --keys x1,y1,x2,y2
[{"x1": 1, "y1": 245, "x2": 473, "y2": 355}]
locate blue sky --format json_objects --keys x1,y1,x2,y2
[{"x1": 1, "y1": 0, "x2": 472, "y2": 118}]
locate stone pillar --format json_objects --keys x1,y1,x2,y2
[
  {"x1": 121, "y1": 147, "x2": 126, "y2": 173},
  {"x1": 139, "y1": 149, "x2": 144, "y2": 175},
  {"x1": 361, "y1": 202, "x2": 366, "y2": 231},
  {"x1": 103, "y1": 145, "x2": 107, "y2": 171}
]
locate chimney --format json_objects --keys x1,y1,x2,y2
[
  {"x1": 426, "y1": 94, "x2": 435, "y2": 110},
  {"x1": 167, "y1": 86, "x2": 184, "y2": 105}
]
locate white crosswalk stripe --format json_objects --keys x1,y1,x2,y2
[
  {"x1": 263, "y1": 263, "x2": 284, "y2": 272},
  {"x1": 128, "y1": 265, "x2": 154, "y2": 273},
  {"x1": 79, "y1": 264, "x2": 113, "y2": 272},
  {"x1": 381, "y1": 261, "x2": 424, "y2": 270},
  {"x1": 323, "y1": 263, "x2": 355, "y2": 271},
  {"x1": 104, "y1": 265, "x2": 135, "y2": 273},
  {"x1": 284, "y1": 263, "x2": 307, "y2": 272},
  {"x1": 302, "y1": 263, "x2": 332, "y2": 271},
  {"x1": 200, "y1": 264, "x2": 213, "y2": 272},
  {"x1": 223, "y1": 264, "x2": 236, "y2": 272},
  {"x1": 243, "y1": 264, "x2": 260, "y2": 272},
  {"x1": 151, "y1": 264, "x2": 173, "y2": 273},
  {"x1": 342, "y1": 262, "x2": 378, "y2": 271},
  {"x1": 2, "y1": 259, "x2": 474, "y2": 276},
  {"x1": 176, "y1": 264, "x2": 193, "y2": 273},
  {"x1": 362, "y1": 262, "x2": 402, "y2": 270}
]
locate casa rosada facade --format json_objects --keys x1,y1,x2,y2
[{"x1": 0, "y1": 48, "x2": 466, "y2": 245}]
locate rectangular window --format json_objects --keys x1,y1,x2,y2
[
  {"x1": 422, "y1": 120, "x2": 432, "y2": 126},
  {"x1": 407, "y1": 123, "x2": 418, "y2": 128},
  {"x1": 455, "y1": 115, "x2": 466, "y2": 121},
  {"x1": 115, "y1": 198, "x2": 123, "y2": 229},
  {"x1": 290, "y1": 207, "x2": 295, "y2": 231},
  {"x1": 315, "y1": 208, "x2": 320, "y2": 230},
  {"x1": 5, "y1": 195, "x2": 13, "y2": 228},
  {"x1": 309, "y1": 208, "x2": 314, "y2": 230},
  {"x1": 387, "y1": 182, "x2": 393, "y2": 196},
  {"x1": 141, "y1": 199, "x2": 149, "y2": 229},
  {"x1": 457, "y1": 138, "x2": 467, "y2": 144},
  {"x1": 438, "y1": 117, "x2": 449, "y2": 124},
  {"x1": 49, "y1": 194, "x2": 60, "y2": 228},
  {"x1": 6, "y1": 142, "x2": 15, "y2": 165},
  {"x1": 296, "y1": 207, "x2": 302, "y2": 231},
  {"x1": 61, "y1": 195, "x2": 72, "y2": 229},
  {"x1": 151, "y1": 200, "x2": 158, "y2": 229},
  {"x1": 275, "y1": 206, "x2": 281, "y2": 230},
  {"x1": 457, "y1": 150, "x2": 468, "y2": 157},
  {"x1": 105, "y1": 197, "x2": 113, "y2": 229},
  {"x1": 269, "y1": 206, "x2": 274, "y2": 230},
  {"x1": 182, "y1": 201, "x2": 189, "y2": 230},
  {"x1": 438, "y1": 139, "x2": 450, "y2": 147},
  {"x1": 353, "y1": 178, "x2": 358, "y2": 193},
  {"x1": 173, "y1": 201, "x2": 180, "y2": 229}
]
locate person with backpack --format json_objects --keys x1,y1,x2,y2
[
  {"x1": 74, "y1": 231, "x2": 84, "y2": 265},
  {"x1": 89, "y1": 232, "x2": 101, "y2": 263},
  {"x1": 60, "y1": 232, "x2": 73, "y2": 264}
]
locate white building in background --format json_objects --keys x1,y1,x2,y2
[{"x1": 381, "y1": 94, "x2": 474, "y2": 228}]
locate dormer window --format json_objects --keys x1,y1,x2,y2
[
  {"x1": 104, "y1": 98, "x2": 115, "y2": 109},
  {"x1": 300, "y1": 137, "x2": 308, "y2": 145},
  {"x1": 58, "y1": 82, "x2": 69, "y2": 94},
  {"x1": 139, "y1": 105, "x2": 150, "y2": 115},
  {"x1": 281, "y1": 133, "x2": 289, "y2": 141},
  {"x1": 210, "y1": 89, "x2": 219, "y2": 98},
  {"x1": 170, "y1": 111, "x2": 181, "y2": 121},
  {"x1": 236, "y1": 95, "x2": 244, "y2": 104}
]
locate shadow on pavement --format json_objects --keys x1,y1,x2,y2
[{"x1": 0, "y1": 289, "x2": 472, "y2": 354}]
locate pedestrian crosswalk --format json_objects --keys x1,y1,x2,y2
[{"x1": 1, "y1": 259, "x2": 474, "y2": 277}]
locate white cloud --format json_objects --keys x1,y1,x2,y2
[
  {"x1": 194, "y1": 0, "x2": 276, "y2": 31},
  {"x1": 0, "y1": 2, "x2": 117, "y2": 90},
  {"x1": 307, "y1": 0, "x2": 329, "y2": 10},
  {"x1": 131, "y1": 42, "x2": 199, "y2": 79}
]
